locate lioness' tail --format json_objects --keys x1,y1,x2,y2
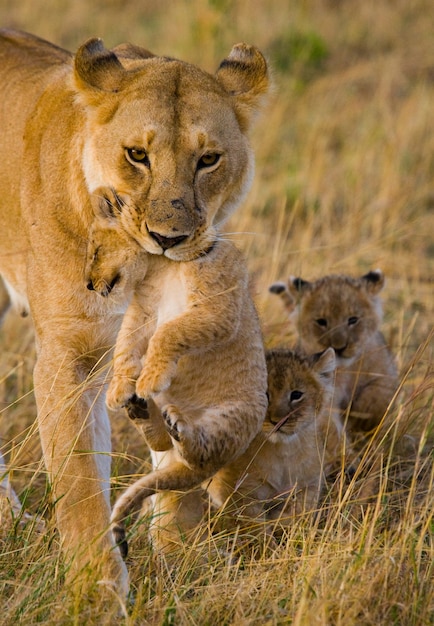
[{"x1": 111, "y1": 461, "x2": 207, "y2": 558}]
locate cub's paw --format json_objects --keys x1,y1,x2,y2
[
  {"x1": 162, "y1": 404, "x2": 190, "y2": 442},
  {"x1": 106, "y1": 376, "x2": 136, "y2": 411},
  {"x1": 135, "y1": 360, "x2": 177, "y2": 397},
  {"x1": 125, "y1": 394, "x2": 149, "y2": 421}
]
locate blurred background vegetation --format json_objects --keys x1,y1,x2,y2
[{"x1": 0, "y1": 1, "x2": 432, "y2": 623}]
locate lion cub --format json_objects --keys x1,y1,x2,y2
[
  {"x1": 269, "y1": 270, "x2": 399, "y2": 433},
  {"x1": 206, "y1": 347, "x2": 340, "y2": 528},
  {"x1": 85, "y1": 219, "x2": 268, "y2": 554}
]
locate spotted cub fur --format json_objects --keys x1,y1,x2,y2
[
  {"x1": 85, "y1": 220, "x2": 268, "y2": 555},
  {"x1": 206, "y1": 347, "x2": 341, "y2": 528},
  {"x1": 269, "y1": 270, "x2": 398, "y2": 433},
  {"x1": 108, "y1": 348, "x2": 342, "y2": 550}
]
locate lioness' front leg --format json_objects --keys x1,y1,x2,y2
[{"x1": 33, "y1": 330, "x2": 129, "y2": 596}]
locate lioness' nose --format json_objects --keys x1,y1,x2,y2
[{"x1": 149, "y1": 231, "x2": 188, "y2": 250}]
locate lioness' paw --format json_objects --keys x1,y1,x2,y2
[
  {"x1": 162, "y1": 404, "x2": 189, "y2": 442},
  {"x1": 106, "y1": 376, "x2": 136, "y2": 410},
  {"x1": 135, "y1": 360, "x2": 177, "y2": 397}
]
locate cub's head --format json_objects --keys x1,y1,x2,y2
[
  {"x1": 74, "y1": 39, "x2": 269, "y2": 261},
  {"x1": 85, "y1": 215, "x2": 146, "y2": 299},
  {"x1": 270, "y1": 270, "x2": 385, "y2": 361},
  {"x1": 263, "y1": 348, "x2": 335, "y2": 441}
]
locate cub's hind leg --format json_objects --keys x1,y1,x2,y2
[
  {"x1": 161, "y1": 399, "x2": 266, "y2": 474},
  {"x1": 126, "y1": 396, "x2": 172, "y2": 451},
  {"x1": 111, "y1": 455, "x2": 208, "y2": 557}
]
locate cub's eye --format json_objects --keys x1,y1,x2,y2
[
  {"x1": 126, "y1": 148, "x2": 150, "y2": 167},
  {"x1": 315, "y1": 318, "x2": 328, "y2": 328},
  {"x1": 348, "y1": 316, "x2": 359, "y2": 326},
  {"x1": 197, "y1": 153, "x2": 221, "y2": 169},
  {"x1": 290, "y1": 390, "x2": 304, "y2": 403}
]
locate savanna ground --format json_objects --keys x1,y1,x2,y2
[{"x1": 0, "y1": 1, "x2": 432, "y2": 624}]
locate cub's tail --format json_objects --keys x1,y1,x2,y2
[{"x1": 110, "y1": 461, "x2": 208, "y2": 558}]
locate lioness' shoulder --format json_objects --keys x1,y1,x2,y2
[{"x1": 0, "y1": 29, "x2": 72, "y2": 65}]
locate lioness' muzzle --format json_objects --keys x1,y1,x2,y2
[{"x1": 148, "y1": 231, "x2": 188, "y2": 250}]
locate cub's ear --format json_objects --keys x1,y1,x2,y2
[
  {"x1": 91, "y1": 187, "x2": 126, "y2": 220},
  {"x1": 216, "y1": 43, "x2": 269, "y2": 131},
  {"x1": 361, "y1": 269, "x2": 385, "y2": 294},
  {"x1": 269, "y1": 281, "x2": 287, "y2": 295},
  {"x1": 288, "y1": 276, "x2": 311, "y2": 297},
  {"x1": 269, "y1": 281, "x2": 296, "y2": 313},
  {"x1": 311, "y1": 347, "x2": 336, "y2": 381},
  {"x1": 74, "y1": 38, "x2": 127, "y2": 95}
]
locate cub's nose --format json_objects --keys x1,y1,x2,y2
[{"x1": 149, "y1": 231, "x2": 188, "y2": 250}]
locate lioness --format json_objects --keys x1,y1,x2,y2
[
  {"x1": 0, "y1": 29, "x2": 269, "y2": 594},
  {"x1": 85, "y1": 216, "x2": 268, "y2": 556}
]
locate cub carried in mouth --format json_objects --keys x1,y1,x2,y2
[
  {"x1": 269, "y1": 270, "x2": 399, "y2": 433},
  {"x1": 85, "y1": 215, "x2": 268, "y2": 555}
]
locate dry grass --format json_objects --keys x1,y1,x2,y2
[{"x1": 0, "y1": 1, "x2": 433, "y2": 624}]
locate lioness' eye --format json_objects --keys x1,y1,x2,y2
[
  {"x1": 348, "y1": 316, "x2": 359, "y2": 326},
  {"x1": 316, "y1": 318, "x2": 328, "y2": 328},
  {"x1": 197, "y1": 153, "x2": 221, "y2": 169},
  {"x1": 126, "y1": 148, "x2": 150, "y2": 167},
  {"x1": 290, "y1": 390, "x2": 304, "y2": 403}
]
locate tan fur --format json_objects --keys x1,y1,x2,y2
[
  {"x1": 109, "y1": 348, "x2": 340, "y2": 551},
  {"x1": 269, "y1": 271, "x2": 399, "y2": 433},
  {"x1": 0, "y1": 29, "x2": 269, "y2": 593},
  {"x1": 84, "y1": 223, "x2": 268, "y2": 555},
  {"x1": 206, "y1": 348, "x2": 341, "y2": 531}
]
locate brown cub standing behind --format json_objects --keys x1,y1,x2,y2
[
  {"x1": 85, "y1": 217, "x2": 268, "y2": 556},
  {"x1": 269, "y1": 270, "x2": 399, "y2": 435}
]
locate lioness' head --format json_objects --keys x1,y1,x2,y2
[
  {"x1": 74, "y1": 39, "x2": 269, "y2": 261},
  {"x1": 263, "y1": 348, "x2": 335, "y2": 441},
  {"x1": 270, "y1": 271, "x2": 385, "y2": 362}
]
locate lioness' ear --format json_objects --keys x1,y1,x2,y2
[
  {"x1": 111, "y1": 42, "x2": 155, "y2": 61},
  {"x1": 360, "y1": 269, "x2": 385, "y2": 294},
  {"x1": 74, "y1": 38, "x2": 127, "y2": 95},
  {"x1": 216, "y1": 43, "x2": 269, "y2": 131}
]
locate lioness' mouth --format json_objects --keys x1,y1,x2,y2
[{"x1": 148, "y1": 230, "x2": 189, "y2": 251}]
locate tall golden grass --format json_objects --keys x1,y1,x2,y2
[{"x1": 0, "y1": 1, "x2": 432, "y2": 623}]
